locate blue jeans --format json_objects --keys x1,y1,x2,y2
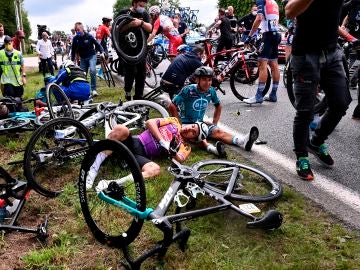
[{"x1": 80, "y1": 54, "x2": 97, "y2": 91}]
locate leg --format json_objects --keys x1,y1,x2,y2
[
  {"x1": 89, "y1": 54, "x2": 97, "y2": 92},
  {"x1": 40, "y1": 58, "x2": 47, "y2": 77},
  {"x1": 141, "y1": 162, "x2": 161, "y2": 178},
  {"x1": 47, "y1": 57, "x2": 54, "y2": 75},
  {"x1": 133, "y1": 60, "x2": 146, "y2": 100},
  {"x1": 214, "y1": 39, "x2": 225, "y2": 67},
  {"x1": 124, "y1": 64, "x2": 136, "y2": 101}
]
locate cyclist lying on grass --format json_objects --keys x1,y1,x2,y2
[
  {"x1": 168, "y1": 66, "x2": 259, "y2": 155},
  {"x1": 86, "y1": 117, "x2": 204, "y2": 190}
]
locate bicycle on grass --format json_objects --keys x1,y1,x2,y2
[
  {"x1": 79, "y1": 139, "x2": 283, "y2": 269},
  {"x1": 23, "y1": 100, "x2": 169, "y2": 198}
]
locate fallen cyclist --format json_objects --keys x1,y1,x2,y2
[
  {"x1": 86, "y1": 117, "x2": 206, "y2": 190},
  {"x1": 169, "y1": 66, "x2": 259, "y2": 155}
]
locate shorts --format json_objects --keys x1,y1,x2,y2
[
  {"x1": 122, "y1": 135, "x2": 151, "y2": 168},
  {"x1": 3, "y1": 84, "x2": 24, "y2": 98},
  {"x1": 258, "y1": 31, "x2": 282, "y2": 61}
]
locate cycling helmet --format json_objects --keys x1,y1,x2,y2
[
  {"x1": 102, "y1": 17, "x2": 112, "y2": 23},
  {"x1": 194, "y1": 66, "x2": 214, "y2": 77},
  {"x1": 44, "y1": 75, "x2": 56, "y2": 85},
  {"x1": 61, "y1": 60, "x2": 74, "y2": 69},
  {"x1": 149, "y1": 5, "x2": 161, "y2": 15},
  {"x1": 177, "y1": 44, "x2": 191, "y2": 53},
  {"x1": 196, "y1": 121, "x2": 209, "y2": 142}
]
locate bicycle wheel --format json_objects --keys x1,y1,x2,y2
[
  {"x1": 46, "y1": 83, "x2": 74, "y2": 119},
  {"x1": 79, "y1": 139, "x2": 146, "y2": 247},
  {"x1": 191, "y1": 160, "x2": 282, "y2": 202},
  {"x1": 229, "y1": 59, "x2": 271, "y2": 101},
  {"x1": 145, "y1": 62, "x2": 158, "y2": 88},
  {"x1": 286, "y1": 60, "x2": 327, "y2": 116},
  {"x1": 0, "y1": 118, "x2": 30, "y2": 133},
  {"x1": 149, "y1": 44, "x2": 166, "y2": 68},
  {"x1": 24, "y1": 117, "x2": 93, "y2": 198},
  {"x1": 108, "y1": 100, "x2": 169, "y2": 131},
  {"x1": 110, "y1": 59, "x2": 119, "y2": 74},
  {"x1": 111, "y1": 14, "x2": 147, "y2": 64}
]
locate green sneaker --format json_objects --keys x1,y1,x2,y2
[
  {"x1": 307, "y1": 142, "x2": 334, "y2": 166},
  {"x1": 296, "y1": 157, "x2": 314, "y2": 181}
]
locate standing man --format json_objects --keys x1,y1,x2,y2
[
  {"x1": 36, "y1": 32, "x2": 55, "y2": 77},
  {"x1": 244, "y1": 0, "x2": 281, "y2": 104},
  {"x1": 0, "y1": 24, "x2": 5, "y2": 49},
  {"x1": 209, "y1": 8, "x2": 233, "y2": 67},
  {"x1": 96, "y1": 17, "x2": 112, "y2": 54},
  {"x1": 286, "y1": 0, "x2": 352, "y2": 180},
  {"x1": 71, "y1": 22, "x2": 105, "y2": 97},
  {"x1": 12, "y1": 30, "x2": 25, "y2": 52},
  {"x1": 238, "y1": 5, "x2": 258, "y2": 42},
  {"x1": 118, "y1": 0, "x2": 152, "y2": 101},
  {"x1": 0, "y1": 36, "x2": 26, "y2": 99},
  {"x1": 226, "y1": 6, "x2": 238, "y2": 45}
]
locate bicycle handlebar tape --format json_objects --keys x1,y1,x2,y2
[{"x1": 111, "y1": 14, "x2": 147, "y2": 65}]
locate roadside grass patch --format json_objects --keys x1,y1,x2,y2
[{"x1": 0, "y1": 69, "x2": 359, "y2": 269}]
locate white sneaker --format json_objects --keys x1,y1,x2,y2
[
  {"x1": 6, "y1": 199, "x2": 20, "y2": 215},
  {"x1": 86, "y1": 169, "x2": 98, "y2": 190},
  {"x1": 92, "y1": 90, "x2": 98, "y2": 97},
  {"x1": 243, "y1": 126, "x2": 259, "y2": 151},
  {"x1": 243, "y1": 96, "x2": 263, "y2": 104},
  {"x1": 95, "y1": 180, "x2": 109, "y2": 193}
]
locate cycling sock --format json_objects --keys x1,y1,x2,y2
[
  {"x1": 232, "y1": 135, "x2": 245, "y2": 147},
  {"x1": 271, "y1": 81, "x2": 279, "y2": 94},
  {"x1": 257, "y1": 82, "x2": 266, "y2": 94},
  {"x1": 96, "y1": 174, "x2": 134, "y2": 192},
  {"x1": 91, "y1": 152, "x2": 107, "y2": 172},
  {"x1": 206, "y1": 144, "x2": 219, "y2": 155}
]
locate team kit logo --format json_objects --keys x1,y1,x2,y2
[{"x1": 192, "y1": 98, "x2": 209, "y2": 111}]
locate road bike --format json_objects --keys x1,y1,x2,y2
[
  {"x1": 23, "y1": 100, "x2": 169, "y2": 198},
  {"x1": 196, "y1": 38, "x2": 272, "y2": 101},
  {"x1": 0, "y1": 166, "x2": 48, "y2": 240},
  {"x1": 79, "y1": 139, "x2": 283, "y2": 269}
]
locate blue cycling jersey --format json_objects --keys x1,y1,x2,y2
[
  {"x1": 172, "y1": 84, "x2": 220, "y2": 124},
  {"x1": 55, "y1": 67, "x2": 90, "y2": 101}
]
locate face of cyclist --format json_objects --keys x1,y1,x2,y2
[
  {"x1": 180, "y1": 124, "x2": 198, "y2": 141},
  {"x1": 197, "y1": 77, "x2": 212, "y2": 92}
]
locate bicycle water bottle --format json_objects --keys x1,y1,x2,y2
[{"x1": 0, "y1": 199, "x2": 8, "y2": 223}]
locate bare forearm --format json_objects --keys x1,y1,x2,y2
[
  {"x1": 145, "y1": 119, "x2": 162, "y2": 141},
  {"x1": 249, "y1": 16, "x2": 261, "y2": 37},
  {"x1": 285, "y1": 0, "x2": 314, "y2": 19}
]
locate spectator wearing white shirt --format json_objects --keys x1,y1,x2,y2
[
  {"x1": 36, "y1": 32, "x2": 55, "y2": 76},
  {"x1": 0, "y1": 24, "x2": 5, "y2": 49}
]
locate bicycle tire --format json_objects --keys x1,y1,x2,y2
[
  {"x1": 79, "y1": 139, "x2": 146, "y2": 248},
  {"x1": 23, "y1": 117, "x2": 93, "y2": 198},
  {"x1": 145, "y1": 63, "x2": 158, "y2": 88},
  {"x1": 110, "y1": 59, "x2": 119, "y2": 74},
  {"x1": 286, "y1": 59, "x2": 327, "y2": 116},
  {"x1": 111, "y1": 14, "x2": 147, "y2": 64},
  {"x1": 191, "y1": 159, "x2": 282, "y2": 202},
  {"x1": 150, "y1": 43, "x2": 166, "y2": 68},
  {"x1": 108, "y1": 100, "x2": 169, "y2": 131},
  {"x1": 46, "y1": 83, "x2": 74, "y2": 119},
  {"x1": 0, "y1": 118, "x2": 30, "y2": 133},
  {"x1": 229, "y1": 59, "x2": 271, "y2": 101}
]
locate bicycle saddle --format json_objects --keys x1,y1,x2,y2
[{"x1": 246, "y1": 210, "x2": 283, "y2": 230}]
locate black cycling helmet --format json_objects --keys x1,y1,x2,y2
[
  {"x1": 194, "y1": 66, "x2": 214, "y2": 77},
  {"x1": 102, "y1": 17, "x2": 112, "y2": 23}
]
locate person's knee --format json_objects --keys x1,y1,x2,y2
[
  {"x1": 107, "y1": 124, "x2": 129, "y2": 140},
  {"x1": 142, "y1": 162, "x2": 161, "y2": 178}
]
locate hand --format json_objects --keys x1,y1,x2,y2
[
  {"x1": 22, "y1": 77, "x2": 27, "y2": 85},
  {"x1": 100, "y1": 53, "x2": 106, "y2": 60},
  {"x1": 130, "y1": 18, "x2": 142, "y2": 28},
  {"x1": 159, "y1": 139, "x2": 170, "y2": 151}
]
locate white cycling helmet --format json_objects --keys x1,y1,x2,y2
[
  {"x1": 61, "y1": 60, "x2": 74, "y2": 69},
  {"x1": 196, "y1": 121, "x2": 209, "y2": 142},
  {"x1": 149, "y1": 5, "x2": 161, "y2": 15}
]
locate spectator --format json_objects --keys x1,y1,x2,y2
[
  {"x1": 96, "y1": 17, "x2": 112, "y2": 54},
  {"x1": 0, "y1": 24, "x2": 5, "y2": 49},
  {"x1": 117, "y1": 0, "x2": 152, "y2": 101},
  {"x1": 36, "y1": 32, "x2": 55, "y2": 77},
  {"x1": 12, "y1": 30, "x2": 25, "y2": 52},
  {"x1": 174, "y1": 13, "x2": 189, "y2": 44},
  {"x1": 71, "y1": 21, "x2": 105, "y2": 97},
  {"x1": 238, "y1": 5, "x2": 258, "y2": 42},
  {"x1": 209, "y1": 8, "x2": 233, "y2": 67},
  {"x1": 226, "y1": 6, "x2": 238, "y2": 44},
  {"x1": 0, "y1": 36, "x2": 26, "y2": 99}
]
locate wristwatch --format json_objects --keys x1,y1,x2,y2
[{"x1": 22, "y1": 74, "x2": 26, "y2": 77}]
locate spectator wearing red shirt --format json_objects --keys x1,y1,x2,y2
[
  {"x1": 12, "y1": 30, "x2": 25, "y2": 52},
  {"x1": 96, "y1": 17, "x2": 112, "y2": 54}
]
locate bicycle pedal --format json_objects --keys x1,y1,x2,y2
[
  {"x1": 185, "y1": 182, "x2": 204, "y2": 198},
  {"x1": 174, "y1": 189, "x2": 189, "y2": 208}
]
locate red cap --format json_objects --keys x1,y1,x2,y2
[{"x1": 16, "y1": 30, "x2": 25, "y2": 38}]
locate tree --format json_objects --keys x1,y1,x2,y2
[
  {"x1": 217, "y1": 0, "x2": 286, "y2": 25},
  {"x1": 0, "y1": 0, "x2": 31, "y2": 38}
]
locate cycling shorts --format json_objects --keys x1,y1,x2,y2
[
  {"x1": 258, "y1": 31, "x2": 281, "y2": 61},
  {"x1": 122, "y1": 135, "x2": 151, "y2": 168}
]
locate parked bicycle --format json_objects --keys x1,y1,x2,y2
[{"x1": 79, "y1": 139, "x2": 283, "y2": 269}]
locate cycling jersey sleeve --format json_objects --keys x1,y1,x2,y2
[
  {"x1": 153, "y1": 18, "x2": 161, "y2": 34},
  {"x1": 54, "y1": 68, "x2": 69, "y2": 84}
]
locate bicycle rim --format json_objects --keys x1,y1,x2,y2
[
  {"x1": 79, "y1": 139, "x2": 146, "y2": 247},
  {"x1": 46, "y1": 83, "x2": 74, "y2": 119},
  {"x1": 24, "y1": 117, "x2": 93, "y2": 198},
  {"x1": 191, "y1": 160, "x2": 282, "y2": 202},
  {"x1": 229, "y1": 60, "x2": 271, "y2": 101},
  {"x1": 145, "y1": 64, "x2": 158, "y2": 88}
]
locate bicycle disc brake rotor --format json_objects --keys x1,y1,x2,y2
[{"x1": 125, "y1": 32, "x2": 138, "y2": 48}]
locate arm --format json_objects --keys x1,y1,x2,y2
[
  {"x1": 36, "y1": 41, "x2": 42, "y2": 56},
  {"x1": 54, "y1": 68, "x2": 68, "y2": 84},
  {"x1": 338, "y1": 26, "x2": 356, "y2": 42},
  {"x1": 285, "y1": 0, "x2": 314, "y2": 19},
  {"x1": 147, "y1": 19, "x2": 160, "y2": 43},
  {"x1": 341, "y1": 15, "x2": 349, "y2": 29},
  {"x1": 145, "y1": 118, "x2": 167, "y2": 142},
  {"x1": 92, "y1": 35, "x2": 104, "y2": 53},
  {"x1": 71, "y1": 38, "x2": 76, "y2": 61},
  {"x1": 168, "y1": 102, "x2": 180, "y2": 119},
  {"x1": 248, "y1": 14, "x2": 262, "y2": 37},
  {"x1": 212, "y1": 104, "x2": 221, "y2": 124},
  {"x1": 20, "y1": 55, "x2": 26, "y2": 85}
]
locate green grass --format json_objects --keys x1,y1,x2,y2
[{"x1": 1, "y1": 69, "x2": 360, "y2": 269}]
